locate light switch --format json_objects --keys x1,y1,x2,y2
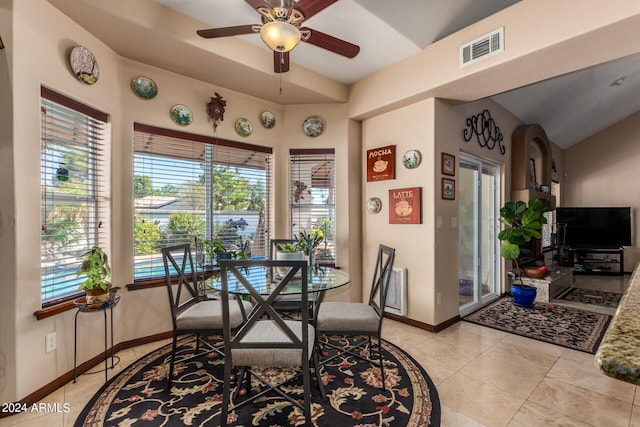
[
  {"x1": 436, "y1": 216, "x2": 443, "y2": 228},
  {"x1": 451, "y1": 216, "x2": 458, "y2": 228}
]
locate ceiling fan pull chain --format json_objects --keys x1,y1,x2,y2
[{"x1": 279, "y1": 52, "x2": 283, "y2": 94}]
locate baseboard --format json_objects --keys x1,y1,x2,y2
[
  {"x1": 0, "y1": 331, "x2": 173, "y2": 419},
  {"x1": 384, "y1": 312, "x2": 460, "y2": 332}
]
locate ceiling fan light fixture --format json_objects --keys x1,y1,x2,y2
[{"x1": 259, "y1": 21, "x2": 301, "y2": 52}]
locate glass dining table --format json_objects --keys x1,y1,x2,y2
[{"x1": 206, "y1": 264, "x2": 351, "y2": 297}]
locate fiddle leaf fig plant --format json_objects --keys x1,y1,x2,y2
[
  {"x1": 498, "y1": 198, "x2": 551, "y2": 285},
  {"x1": 76, "y1": 246, "x2": 111, "y2": 291}
]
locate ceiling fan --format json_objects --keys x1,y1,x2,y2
[{"x1": 197, "y1": 0, "x2": 360, "y2": 73}]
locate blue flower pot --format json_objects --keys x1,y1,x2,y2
[{"x1": 511, "y1": 284, "x2": 537, "y2": 307}]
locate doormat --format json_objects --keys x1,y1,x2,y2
[
  {"x1": 558, "y1": 287, "x2": 622, "y2": 309},
  {"x1": 463, "y1": 297, "x2": 611, "y2": 354}
]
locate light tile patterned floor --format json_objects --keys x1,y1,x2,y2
[{"x1": 2, "y1": 275, "x2": 637, "y2": 426}]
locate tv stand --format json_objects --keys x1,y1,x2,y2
[{"x1": 567, "y1": 247, "x2": 624, "y2": 276}]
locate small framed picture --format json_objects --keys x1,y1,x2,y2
[
  {"x1": 442, "y1": 152, "x2": 455, "y2": 176},
  {"x1": 442, "y1": 178, "x2": 455, "y2": 200}
]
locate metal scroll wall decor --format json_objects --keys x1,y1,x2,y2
[{"x1": 463, "y1": 109, "x2": 505, "y2": 154}]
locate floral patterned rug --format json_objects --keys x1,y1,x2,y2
[
  {"x1": 463, "y1": 297, "x2": 611, "y2": 354},
  {"x1": 559, "y1": 287, "x2": 623, "y2": 308},
  {"x1": 75, "y1": 334, "x2": 440, "y2": 426}
]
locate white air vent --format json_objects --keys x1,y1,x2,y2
[
  {"x1": 460, "y1": 27, "x2": 504, "y2": 67},
  {"x1": 385, "y1": 267, "x2": 407, "y2": 316}
]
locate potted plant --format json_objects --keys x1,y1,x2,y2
[
  {"x1": 498, "y1": 198, "x2": 551, "y2": 307},
  {"x1": 294, "y1": 228, "x2": 323, "y2": 259},
  {"x1": 76, "y1": 246, "x2": 112, "y2": 305},
  {"x1": 203, "y1": 238, "x2": 231, "y2": 264}
]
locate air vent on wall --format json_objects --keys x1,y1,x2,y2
[{"x1": 460, "y1": 27, "x2": 504, "y2": 67}]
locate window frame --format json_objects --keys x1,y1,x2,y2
[
  {"x1": 131, "y1": 123, "x2": 273, "y2": 285},
  {"x1": 39, "y1": 87, "x2": 110, "y2": 309},
  {"x1": 289, "y1": 148, "x2": 336, "y2": 265}
]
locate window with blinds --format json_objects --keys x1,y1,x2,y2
[
  {"x1": 40, "y1": 87, "x2": 110, "y2": 306},
  {"x1": 289, "y1": 149, "x2": 335, "y2": 264},
  {"x1": 133, "y1": 124, "x2": 272, "y2": 280},
  {"x1": 542, "y1": 181, "x2": 560, "y2": 249}
]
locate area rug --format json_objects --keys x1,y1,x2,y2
[
  {"x1": 463, "y1": 297, "x2": 611, "y2": 354},
  {"x1": 559, "y1": 287, "x2": 622, "y2": 308},
  {"x1": 75, "y1": 334, "x2": 440, "y2": 426}
]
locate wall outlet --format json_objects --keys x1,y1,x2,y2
[
  {"x1": 436, "y1": 292, "x2": 442, "y2": 305},
  {"x1": 45, "y1": 332, "x2": 56, "y2": 353}
]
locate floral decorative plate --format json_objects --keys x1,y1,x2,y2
[
  {"x1": 69, "y1": 46, "x2": 99, "y2": 85},
  {"x1": 169, "y1": 104, "x2": 193, "y2": 126},
  {"x1": 303, "y1": 116, "x2": 324, "y2": 137},
  {"x1": 260, "y1": 111, "x2": 276, "y2": 129},
  {"x1": 402, "y1": 150, "x2": 422, "y2": 169},
  {"x1": 131, "y1": 76, "x2": 158, "y2": 99},
  {"x1": 367, "y1": 197, "x2": 382, "y2": 214},
  {"x1": 235, "y1": 118, "x2": 253, "y2": 137}
]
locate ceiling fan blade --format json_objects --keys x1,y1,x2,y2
[
  {"x1": 295, "y1": 0, "x2": 339, "y2": 20},
  {"x1": 274, "y1": 51, "x2": 290, "y2": 73},
  {"x1": 244, "y1": 0, "x2": 268, "y2": 11},
  {"x1": 302, "y1": 27, "x2": 360, "y2": 58},
  {"x1": 197, "y1": 25, "x2": 257, "y2": 39}
]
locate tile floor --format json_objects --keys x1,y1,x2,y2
[{"x1": 1, "y1": 274, "x2": 637, "y2": 426}]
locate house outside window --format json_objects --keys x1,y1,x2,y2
[
  {"x1": 40, "y1": 87, "x2": 110, "y2": 306},
  {"x1": 133, "y1": 124, "x2": 272, "y2": 280}
]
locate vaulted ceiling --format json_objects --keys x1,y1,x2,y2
[{"x1": 47, "y1": 0, "x2": 640, "y2": 149}]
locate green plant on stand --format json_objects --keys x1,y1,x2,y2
[
  {"x1": 76, "y1": 246, "x2": 112, "y2": 305},
  {"x1": 498, "y1": 198, "x2": 551, "y2": 307}
]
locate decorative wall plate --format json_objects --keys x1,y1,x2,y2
[
  {"x1": 235, "y1": 118, "x2": 253, "y2": 136},
  {"x1": 69, "y1": 46, "x2": 99, "y2": 85},
  {"x1": 131, "y1": 76, "x2": 158, "y2": 99},
  {"x1": 169, "y1": 104, "x2": 193, "y2": 126},
  {"x1": 260, "y1": 111, "x2": 276, "y2": 129},
  {"x1": 367, "y1": 197, "x2": 382, "y2": 214},
  {"x1": 402, "y1": 150, "x2": 422, "y2": 169},
  {"x1": 303, "y1": 116, "x2": 324, "y2": 137}
]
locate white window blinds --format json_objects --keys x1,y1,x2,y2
[
  {"x1": 289, "y1": 149, "x2": 335, "y2": 264},
  {"x1": 40, "y1": 87, "x2": 110, "y2": 306},
  {"x1": 133, "y1": 124, "x2": 272, "y2": 280}
]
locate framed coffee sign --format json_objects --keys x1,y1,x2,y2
[
  {"x1": 367, "y1": 145, "x2": 395, "y2": 182},
  {"x1": 389, "y1": 186, "x2": 421, "y2": 224}
]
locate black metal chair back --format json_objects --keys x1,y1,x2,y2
[{"x1": 219, "y1": 259, "x2": 315, "y2": 426}]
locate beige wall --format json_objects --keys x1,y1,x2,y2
[
  {"x1": 2, "y1": 0, "x2": 360, "y2": 402},
  {"x1": 564, "y1": 111, "x2": 640, "y2": 271},
  {"x1": 360, "y1": 96, "x2": 524, "y2": 327}
]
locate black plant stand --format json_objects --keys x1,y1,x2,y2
[{"x1": 73, "y1": 293, "x2": 121, "y2": 383}]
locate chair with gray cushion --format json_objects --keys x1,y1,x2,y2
[
  {"x1": 315, "y1": 244, "x2": 395, "y2": 390},
  {"x1": 162, "y1": 244, "x2": 252, "y2": 389},
  {"x1": 269, "y1": 239, "x2": 315, "y2": 318},
  {"x1": 219, "y1": 259, "x2": 320, "y2": 426}
]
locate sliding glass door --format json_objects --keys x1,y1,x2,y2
[{"x1": 458, "y1": 153, "x2": 501, "y2": 316}]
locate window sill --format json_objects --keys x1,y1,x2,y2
[{"x1": 34, "y1": 287, "x2": 122, "y2": 320}]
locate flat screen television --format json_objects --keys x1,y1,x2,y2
[{"x1": 556, "y1": 207, "x2": 632, "y2": 248}]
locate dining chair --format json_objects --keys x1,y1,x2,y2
[
  {"x1": 219, "y1": 259, "x2": 320, "y2": 426},
  {"x1": 161, "y1": 244, "x2": 252, "y2": 389},
  {"x1": 269, "y1": 239, "x2": 314, "y2": 319},
  {"x1": 315, "y1": 244, "x2": 396, "y2": 390}
]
